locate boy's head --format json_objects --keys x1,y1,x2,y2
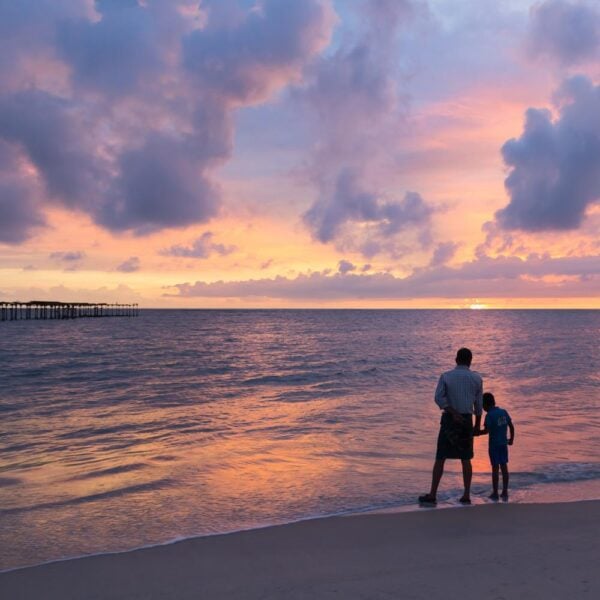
[
  {"x1": 455, "y1": 347, "x2": 472, "y2": 366},
  {"x1": 483, "y1": 392, "x2": 495, "y2": 412}
]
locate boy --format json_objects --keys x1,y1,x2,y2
[{"x1": 478, "y1": 392, "x2": 514, "y2": 500}]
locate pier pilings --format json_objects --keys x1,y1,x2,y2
[{"x1": 0, "y1": 301, "x2": 139, "y2": 321}]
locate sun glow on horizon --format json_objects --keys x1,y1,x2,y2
[{"x1": 469, "y1": 303, "x2": 488, "y2": 310}]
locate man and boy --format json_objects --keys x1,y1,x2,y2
[{"x1": 419, "y1": 348, "x2": 515, "y2": 505}]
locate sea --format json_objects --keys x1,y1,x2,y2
[{"x1": 1, "y1": 309, "x2": 599, "y2": 571}]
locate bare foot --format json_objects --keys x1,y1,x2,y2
[{"x1": 489, "y1": 492, "x2": 499, "y2": 501}]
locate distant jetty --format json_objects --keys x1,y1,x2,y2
[{"x1": 1, "y1": 301, "x2": 139, "y2": 321}]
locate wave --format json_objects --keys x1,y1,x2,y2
[
  {"x1": 66, "y1": 462, "x2": 149, "y2": 481},
  {"x1": 511, "y1": 462, "x2": 600, "y2": 486},
  {"x1": 0, "y1": 479, "x2": 173, "y2": 517}
]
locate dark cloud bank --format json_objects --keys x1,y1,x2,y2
[
  {"x1": 172, "y1": 254, "x2": 600, "y2": 300},
  {"x1": 0, "y1": 0, "x2": 333, "y2": 243}
]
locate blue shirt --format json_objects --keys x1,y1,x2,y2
[{"x1": 484, "y1": 407, "x2": 512, "y2": 447}]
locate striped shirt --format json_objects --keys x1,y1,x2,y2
[{"x1": 434, "y1": 365, "x2": 483, "y2": 416}]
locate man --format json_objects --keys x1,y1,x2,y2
[{"x1": 419, "y1": 347, "x2": 483, "y2": 505}]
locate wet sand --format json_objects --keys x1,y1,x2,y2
[{"x1": 1, "y1": 500, "x2": 598, "y2": 599}]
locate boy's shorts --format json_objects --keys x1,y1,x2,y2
[{"x1": 489, "y1": 445, "x2": 508, "y2": 466}]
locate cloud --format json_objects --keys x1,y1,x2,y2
[
  {"x1": 183, "y1": 0, "x2": 334, "y2": 105},
  {"x1": 98, "y1": 132, "x2": 221, "y2": 234},
  {"x1": 0, "y1": 0, "x2": 335, "y2": 241},
  {"x1": 160, "y1": 231, "x2": 236, "y2": 258},
  {"x1": 1, "y1": 283, "x2": 143, "y2": 304},
  {"x1": 496, "y1": 76, "x2": 600, "y2": 232},
  {"x1": 297, "y1": 0, "x2": 434, "y2": 257},
  {"x1": 0, "y1": 90, "x2": 104, "y2": 212},
  {"x1": 116, "y1": 256, "x2": 141, "y2": 273},
  {"x1": 49, "y1": 251, "x2": 85, "y2": 262},
  {"x1": 304, "y1": 168, "x2": 432, "y2": 245},
  {"x1": 170, "y1": 253, "x2": 600, "y2": 300},
  {"x1": 337, "y1": 259, "x2": 356, "y2": 274},
  {"x1": 0, "y1": 140, "x2": 45, "y2": 244},
  {"x1": 56, "y1": 0, "x2": 169, "y2": 96},
  {"x1": 429, "y1": 242, "x2": 459, "y2": 267},
  {"x1": 527, "y1": 0, "x2": 600, "y2": 65}
]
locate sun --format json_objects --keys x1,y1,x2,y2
[{"x1": 469, "y1": 303, "x2": 487, "y2": 310}]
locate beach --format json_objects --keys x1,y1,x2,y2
[{"x1": 2, "y1": 500, "x2": 597, "y2": 599}]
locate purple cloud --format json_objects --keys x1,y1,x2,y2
[
  {"x1": 297, "y1": 1, "x2": 434, "y2": 257},
  {"x1": 116, "y1": 256, "x2": 141, "y2": 273},
  {"x1": 170, "y1": 254, "x2": 600, "y2": 300},
  {"x1": 527, "y1": 0, "x2": 600, "y2": 65},
  {"x1": 0, "y1": 0, "x2": 334, "y2": 242},
  {"x1": 430, "y1": 242, "x2": 459, "y2": 267},
  {"x1": 304, "y1": 168, "x2": 432, "y2": 246},
  {"x1": 337, "y1": 259, "x2": 356, "y2": 274},
  {"x1": 183, "y1": 0, "x2": 333, "y2": 104},
  {"x1": 49, "y1": 251, "x2": 85, "y2": 262},
  {"x1": 0, "y1": 140, "x2": 44, "y2": 244},
  {"x1": 0, "y1": 90, "x2": 105, "y2": 212},
  {"x1": 496, "y1": 76, "x2": 600, "y2": 231},
  {"x1": 98, "y1": 133, "x2": 221, "y2": 234},
  {"x1": 161, "y1": 232, "x2": 236, "y2": 259}
]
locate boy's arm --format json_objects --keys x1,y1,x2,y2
[
  {"x1": 477, "y1": 414, "x2": 490, "y2": 436},
  {"x1": 508, "y1": 422, "x2": 515, "y2": 445}
]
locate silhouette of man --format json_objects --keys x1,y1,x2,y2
[{"x1": 419, "y1": 347, "x2": 483, "y2": 505}]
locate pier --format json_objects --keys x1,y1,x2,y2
[{"x1": 1, "y1": 301, "x2": 139, "y2": 321}]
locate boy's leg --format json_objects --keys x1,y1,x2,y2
[
  {"x1": 500, "y1": 463, "x2": 509, "y2": 497},
  {"x1": 491, "y1": 464, "x2": 499, "y2": 497}
]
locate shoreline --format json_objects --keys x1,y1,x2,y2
[
  {"x1": 2, "y1": 499, "x2": 598, "y2": 599},
  {"x1": 3, "y1": 490, "x2": 599, "y2": 576}
]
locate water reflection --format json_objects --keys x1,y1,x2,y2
[{"x1": 1, "y1": 309, "x2": 598, "y2": 569}]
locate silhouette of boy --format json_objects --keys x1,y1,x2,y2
[{"x1": 477, "y1": 392, "x2": 515, "y2": 500}]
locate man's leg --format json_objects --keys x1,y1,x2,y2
[
  {"x1": 500, "y1": 463, "x2": 509, "y2": 497},
  {"x1": 429, "y1": 459, "x2": 445, "y2": 497},
  {"x1": 460, "y1": 459, "x2": 472, "y2": 500}
]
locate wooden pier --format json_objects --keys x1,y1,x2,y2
[{"x1": 0, "y1": 301, "x2": 139, "y2": 321}]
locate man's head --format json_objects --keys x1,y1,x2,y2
[
  {"x1": 455, "y1": 347, "x2": 472, "y2": 366},
  {"x1": 483, "y1": 392, "x2": 495, "y2": 412}
]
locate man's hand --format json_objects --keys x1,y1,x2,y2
[
  {"x1": 473, "y1": 429, "x2": 481, "y2": 437},
  {"x1": 508, "y1": 439, "x2": 514, "y2": 446}
]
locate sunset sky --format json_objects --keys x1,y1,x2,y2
[{"x1": 1, "y1": 0, "x2": 599, "y2": 308}]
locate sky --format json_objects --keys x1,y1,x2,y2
[{"x1": 0, "y1": 0, "x2": 599, "y2": 308}]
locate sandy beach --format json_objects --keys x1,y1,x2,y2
[{"x1": 2, "y1": 500, "x2": 598, "y2": 599}]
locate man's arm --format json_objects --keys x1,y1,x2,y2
[
  {"x1": 435, "y1": 375, "x2": 463, "y2": 423},
  {"x1": 508, "y1": 422, "x2": 515, "y2": 445},
  {"x1": 434, "y1": 374, "x2": 447, "y2": 410},
  {"x1": 474, "y1": 411, "x2": 488, "y2": 437}
]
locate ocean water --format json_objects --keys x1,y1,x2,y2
[{"x1": 1, "y1": 309, "x2": 599, "y2": 571}]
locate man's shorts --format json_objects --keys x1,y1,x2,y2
[
  {"x1": 435, "y1": 412, "x2": 474, "y2": 460},
  {"x1": 488, "y1": 445, "x2": 509, "y2": 466}
]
